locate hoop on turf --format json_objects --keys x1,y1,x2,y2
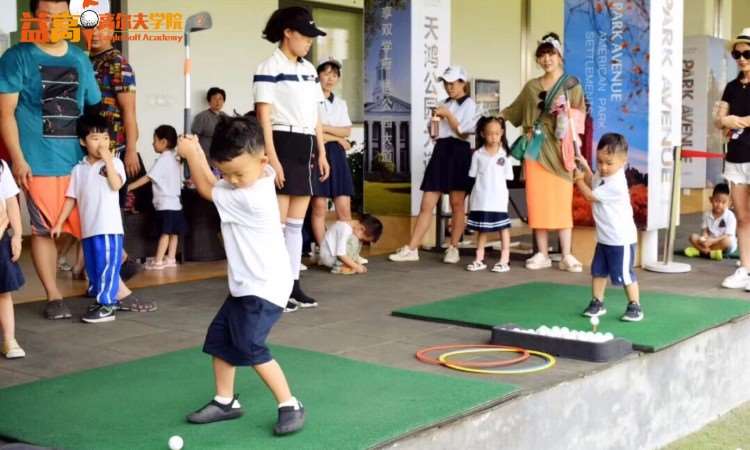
[
  {"x1": 415, "y1": 344, "x2": 530, "y2": 367},
  {"x1": 439, "y1": 348, "x2": 556, "y2": 375}
]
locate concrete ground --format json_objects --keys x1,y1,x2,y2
[{"x1": 1, "y1": 214, "x2": 748, "y2": 448}]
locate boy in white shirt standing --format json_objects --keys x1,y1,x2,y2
[
  {"x1": 178, "y1": 116, "x2": 304, "y2": 436},
  {"x1": 53, "y1": 114, "x2": 126, "y2": 323},
  {"x1": 574, "y1": 133, "x2": 643, "y2": 322}
]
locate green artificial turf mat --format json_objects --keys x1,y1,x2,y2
[
  {"x1": 392, "y1": 282, "x2": 750, "y2": 352},
  {"x1": 0, "y1": 345, "x2": 517, "y2": 450}
]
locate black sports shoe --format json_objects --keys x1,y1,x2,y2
[
  {"x1": 44, "y1": 299, "x2": 72, "y2": 320},
  {"x1": 290, "y1": 280, "x2": 318, "y2": 308},
  {"x1": 621, "y1": 302, "x2": 644, "y2": 322},
  {"x1": 283, "y1": 301, "x2": 298, "y2": 313},
  {"x1": 582, "y1": 298, "x2": 607, "y2": 317},
  {"x1": 274, "y1": 402, "x2": 305, "y2": 435},
  {"x1": 187, "y1": 395, "x2": 244, "y2": 424},
  {"x1": 81, "y1": 304, "x2": 116, "y2": 323}
]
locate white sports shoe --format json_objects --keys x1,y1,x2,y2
[
  {"x1": 389, "y1": 245, "x2": 419, "y2": 262},
  {"x1": 722, "y1": 267, "x2": 750, "y2": 289},
  {"x1": 443, "y1": 246, "x2": 460, "y2": 264},
  {"x1": 525, "y1": 252, "x2": 552, "y2": 270},
  {"x1": 2, "y1": 339, "x2": 25, "y2": 359}
]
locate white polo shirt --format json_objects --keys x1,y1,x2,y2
[
  {"x1": 437, "y1": 96, "x2": 478, "y2": 141},
  {"x1": 319, "y1": 93, "x2": 352, "y2": 128},
  {"x1": 0, "y1": 160, "x2": 19, "y2": 200},
  {"x1": 212, "y1": 165, "x2": 292, "y2": 308},
  {"x1": 591, "y1": 168, "x2": 637, "y2": 246},
  {"x1": 319, "y1": 221, "x2": 354, "y2": 267},
  {"x1": 702, "y1": 209, "x2": 737, "y2": 238},
  {"x1": 468, "y1": 147, "x2": 515, "y2": 213},
  {"x1": 66, "y1": 157, "x2": 125, "y2": 238},
  {"x1": 253, "y1": 48, "x2": 324, "y2": 133},
  {"x1": 148, "y1": 150, "x2": 182, "y2": 211}
]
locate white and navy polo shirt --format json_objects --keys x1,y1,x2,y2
[
  {"x1": 66, "y1": 157, "x2": 126, "y2": 239},
  {"x1": 702, "y1": 209, "x2": 737, "y2": 239},
  {"x1": 591, "y1": 168, "x2": 637, "y2": 246},
  {"x1": 253, "y1": 48, "x2": 325, "y2": 133},
  {"x1": 437, "y1": 95, "x2": 478, "y2": 141},
  {"x1": 319, "y1": 93, "x2": 352, "y2": 128}
]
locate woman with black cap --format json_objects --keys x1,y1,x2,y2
[
  {"x1": 254, "y1": 7, "x2": 330, "y2": 312},
  {"x1": 717, "y1": 28, "x2": 750, "y2": 290}
]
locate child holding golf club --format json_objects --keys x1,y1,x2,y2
[
  {"x1": 179, "y1": 117, "x2": 304, "y2": 436},
  {"x1": 465, "y1": 116, "x2": 514, "y2": 273},
  {"x1": 254, "y1": 6, "x2": 330, "y2": 312},
  {"x1": 574, "y1": 133, "x2": 643, "y2": 322}
]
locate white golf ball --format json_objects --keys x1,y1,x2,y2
[
  {"x1": 590, "y1": 316, "x2": 600, "y2": 326},
  {"x1": 168, "y1": 435, "x2": 183, "y2": 450},
  {"x1": 604, "y1": 332, "x2": 614, "y2": 341},
  {"x1": 79, "y1": 9, "x2": 100, "y2": 29}
]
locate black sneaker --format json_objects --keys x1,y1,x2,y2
[
  {"x1": 187, "y1": 395, "x2": 244, "y2": 424},
  {"x1": 621, "y1": 302, "x2": 644, "y2": 322},
  {"x1": 274, "y1": 402, "x2": 305, "y2": 435},
  {"x1": 290, "y1": 280, "x2": 318, "y2": 308},
  {"x1": 81, "y1": 304, "x2": 116, "y2": 323},
  {"x1": 44, "y1": 299, "x2": 72, "y2": 320},
  {"x1": 283, "y1": 301, "x2": 299, "y2": 313},
  {"x1": 582, "y1": 298, "x2": 607, "y2": 317}
]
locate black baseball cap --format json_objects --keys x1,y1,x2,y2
[{"x1": 285, "y1": 7, "x2": 326, "y2": 38}]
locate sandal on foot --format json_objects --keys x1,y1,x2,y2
[
  {"x1": 466, "y1": 261, "x2": 487, "y2": 272},
  {"x1": 44, "y1": 300, "x2": 72, "y2": 320},
  {"x1": 492, "y1": 262, "x2": 510, "y2": 273},
  {"x1": 117, "y1": 294, "x2": 157, "y2": 312},
  {"x1": 559, "y1": 255, "x2": 583, "y2": 273},
  {"x1": 144, "y1": 260, "x2": 166, "y2": 271}
]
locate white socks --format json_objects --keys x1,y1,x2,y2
[
  {"x1": 278, "y1": 396, "x2": 300, "y2": 410},
  {"x1": 284, "y1": 218, "x2": 304, "y2": 279},
  {"x1": 214, "y1": 395, "x2": 241, "y2": 409}
]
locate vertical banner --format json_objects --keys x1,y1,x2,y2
[
  {"x1": 410, "y1": 0, "x2": 450, "y2": 216},
  {"x1": 681, "y1": 36, "x2": 734, "y2": 188},
  {"x1": 364, "y1": 0, "x2": 412, "y2": 216},
  {"x1": 565, "y1": 0, "x2": 683, "y2": 230}
]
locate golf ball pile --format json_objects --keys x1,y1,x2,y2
[{"x1": 510, "y1": 326, "x2": 614, "y2": 343}]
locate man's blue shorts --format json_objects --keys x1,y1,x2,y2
[{"x1": 591, "y1": 243, "x2": 637, "y2": 286}]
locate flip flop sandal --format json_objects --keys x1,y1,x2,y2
[
  {"x1": 466, "y1": 261, "x2": 487, "y2": 272},
  {"x1": 117, "y1": 294, "x2": 158, "y2": 312},
  {"x1": 492, "y1": 262, "x2": 510, "y2": 273}
]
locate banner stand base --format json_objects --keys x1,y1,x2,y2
[{"x1": 643, "y1": 261, "x2": 692, "y2": 273}]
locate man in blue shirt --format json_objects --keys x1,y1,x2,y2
[{"x1": 0, "y1": 0, "x2": 102, "y2": 319}]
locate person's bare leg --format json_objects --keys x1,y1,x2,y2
[
  {"x1": 407, "y1": 191, "x2": 441, "y2": 250},
  {"x1": 448, "y1": 191, "x2": 467, "y2": 248},
  {"x1": 253, "y1": 359, "x2": 292, "y2": 404},
  {"x1": 559, "y1": 227, "x2": 573, "y2": 257},
  {"x1": 592, "y1": 276, "x2": 608, "y2": 301},
  {"x1": 624, "y1": 282, "x2": 640, "y2": 304},
  {"x1": 709, "y1": 236, "x2": 734, "y2": 251},
  {"x1": 167, "y1": 235, "x2": 179, "y2": 261},
  {"x1": 116, "y1": 277, "x2": 131, "y2": 299},
  {"x1": 213, "y1": 357, "x2": 236, "y2": 398},
  {"x1": 72, "y1": 241, "x2": 84, "y2": 274},
  {"x1": 333, "y1": 195, "x2": 352, "y2": 222},
  {"x1": 475, "y1": 233, "x2": 487, "y2": 262},
  {"x1": 310, "y1": 197, "x2": 328, "y2": 246},
  {"x1": 500, "y1": 229, "x2": 511, "y2": 265},
  {"x1": 731, "y1": 184, "x2": 750, "y2": 269},
  {"x1": 535, "y1": 229, "x2": 549, "y2": 257},
  {"x1": 31, "y1": 235, "x2": 63, "y2": 301},
  {"x1": 153, "y1": 234, "x2": 169, "y2": 263},
  {"x1": 0, "y1": 293, "x2": 15, "y2": 343}
]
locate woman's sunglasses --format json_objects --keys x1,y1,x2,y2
[{"x1": 732, "y1": 50, "x2": 750, "y2": 60}]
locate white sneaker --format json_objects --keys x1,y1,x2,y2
[
  {"x1": 525, "y1": 252, "x2": 552, "y2": 270},
  {"x1": 443, "y1": 246, "x2": 460, "y2": 264},
  {"x1": 300, "y1": 263, "x2": 308, "y2": 271},
  {"x1": 2, "y1": 339, "x2": 25, "y2": 359},
  {"x1": 356, "y1": 256, "x2": 369, "y2": 265},
  {"x1": 389, "y1": 246, "x2": 419, "y2": 262},
  {"x1": 723, "y1": 267, "x2": 750, "y2": 289}
]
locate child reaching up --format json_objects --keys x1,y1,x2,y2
[
  {"x1": 178, "y1": 116, "x2": 304, "y2": 435},
  {"x1": 465, "y1": 116, "x2": 514, "y2": 273},
  {"x1": 685, "y1": 183, "x2": 737, "y2": 260},
  {"x1": 0, "y1": 160, "x2": 26, "y2": 358},
  {"x1": 318, "y1": 215, "x2": 383, "y2": 275},
  {"x1": 128, "y1": 125, "x2": 186, "y2": 269},
  {"x1": 574, "y1": 133, "x2": 643, "y2": 322}
]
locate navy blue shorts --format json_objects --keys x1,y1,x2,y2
[
  {"x1": 0, "y1": 231, "x2": 24, "y2": 294},
  {"x1": 155, "y1": 210, "x2": 187, "y2": 235},
  {"x1": 591, "y1": 243, "x2": 637, "y2": 286},
  {"x1": 203, "y1": 295, "x2": 283, "y2": 366}
]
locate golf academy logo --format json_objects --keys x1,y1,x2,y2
[{"x1": 20, "y1": 0, "x2": 187, "y2": 45}]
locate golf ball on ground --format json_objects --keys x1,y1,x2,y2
[{"x1": 168, "y1": 435, "x2": 183, "y2": 450}]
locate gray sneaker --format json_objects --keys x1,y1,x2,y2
[
  {"x1": 44, "y1": 300, "x2": 72, "y2": 320},
  {"x1": 274, "y1": 402, "x2": 305, "y2": 435},
  {"x1": 187, "y1": 395, "x2": 244, "y2": 424}
]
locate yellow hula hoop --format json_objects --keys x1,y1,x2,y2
[{"x1": 438, "y1": 348, "x2": 556, "y2": 375}]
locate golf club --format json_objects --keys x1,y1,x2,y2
[{"x1": 184, "y1": 11, "x2": 213, "y2": 134}]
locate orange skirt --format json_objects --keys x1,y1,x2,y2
[{"x1": 524, "y1": 160, "x2": 572, "y2": 230}]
